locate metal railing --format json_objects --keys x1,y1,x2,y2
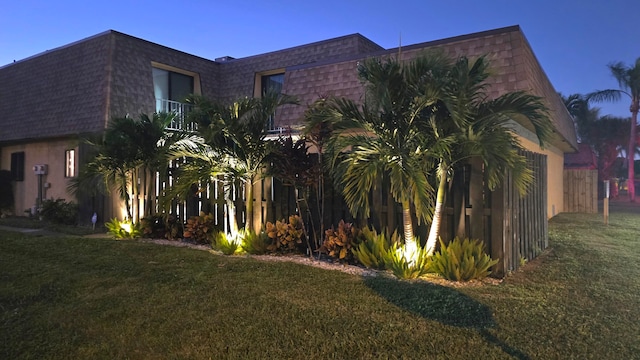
[{"x1": 156, "y1": 99, "x2": 196, "y2": 131}]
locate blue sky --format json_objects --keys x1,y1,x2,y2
[{"x1": 1, "y1": 0, "x2": 637, "y2": 118}]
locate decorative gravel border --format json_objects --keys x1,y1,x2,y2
[{"x1": 137, "y1": 238, "x2": 503, "y2": 287}]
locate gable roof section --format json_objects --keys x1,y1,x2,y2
[
  {"x1": 215, "y1": 33, "x2": 384, "y2": 102},
  {"x1": 106, "y1": 31, "x2": 220, "y2": 121},
  {"x1": 0, "y1": 31, "x2": 113, "y2": 143},
  {"x1": 277, "y1": 26, "x2": 578, "y2": 152},
  {"x1": 0, "y1": 30, "x2": 221, "y2": 144}
]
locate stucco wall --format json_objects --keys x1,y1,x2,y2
[
  {"x1": 516, "y1": 133, "x2": 565, "y2": 218},
  {"x1": 0, "y1": 139, "x2": 78, "y2": 215}
]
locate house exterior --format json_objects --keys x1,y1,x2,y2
[{"x1": 0, "y1": 26, "x2": 577, "y2": 274}]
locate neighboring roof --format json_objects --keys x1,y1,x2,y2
[{"x1": 564, "y1": 143, "x2": 597, "y2": 169}]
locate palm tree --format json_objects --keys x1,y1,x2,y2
[
  {"x1": 322, "y1": 56, "x2": 444, "y2": 257},
  {"x1": 591, "y1": 116, "x2": 630, "y2": 181},
  {"x1": 422, "y1": 55, "x2": 553, "y2": 255},
  {"x1": 179, "y1": 91, "x2": 298, "y2": 232},
  {"x1": 69, "y1": 113, "x2": 180, "y2": 221},
  {"x1": 588, "y1": 58, "x2": 640, "y2": 201},
  {"x1": 302, "y1": 97, "x2": 336, "y2": 248},
  {"x1": 561, "y1": 94, "x2": 629, "y2": 182},
  {"x1": 134, "y1": 113, "x2": 186, "y2": 217}
]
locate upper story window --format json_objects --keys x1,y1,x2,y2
[
  {"x1": 153, "y1": 68, "x2": 194, "y2": 106},
  {"x1": 256, "y1": 71, "x2": 285, "y2": 131},
  {"x1": 152, "y1": 64, "x2": 199, "y2": 131},
  {"x1": 261, "y1": 73, "x2": 284, "y2": 96}
]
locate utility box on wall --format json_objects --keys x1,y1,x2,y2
[{"x1": 33, "y1": 164, "x2": 48, "y2": 175}]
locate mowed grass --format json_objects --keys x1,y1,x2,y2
[{"x1": 1, "y1": 208, "x2": 640, "y2": 359}]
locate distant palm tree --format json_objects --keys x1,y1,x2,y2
[
  {"x1": 561, "y1": 94, "x2": 629, "y2": 181},
  {"x1": 588, "y1": 58, "x2": 640, "y2": 201},
  {"x1": 176, "y1": 91, "x2": 298, "y2": 232},
  {"x1": 422, "y1": 55, "x2": 553, "y2": 254}
]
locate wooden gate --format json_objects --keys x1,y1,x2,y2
[{"x1": 563, "y1": 169, "x2": 598, "y2": 213}]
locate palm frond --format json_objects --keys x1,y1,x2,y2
[
  {"x1": 477, "y1": 91, "x2": 554, "y2": 147},
  {"x1": 587, "y1": 89, "x2": 627, "y2": 104}
]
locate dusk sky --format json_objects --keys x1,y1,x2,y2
[{"x1": 1, "y1": 0, "x2": 637, "y2": 119}]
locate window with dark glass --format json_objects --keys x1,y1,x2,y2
[
  {"x1": 261, "y1": 73, "x2": 284, "y2": 130},
  {"x1": 261, "y1": 73, "x2": 284, "y2": 96},
  {"x1": 153, "y1": 68, "x2": 194, "y2": 112},
  {"x1": 10, "y1": 152, "x2": 25, "y2": 181}
]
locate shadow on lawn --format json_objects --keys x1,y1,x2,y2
[{"x1": 364, "y1": 277, "x2": 530, "y2": 360}]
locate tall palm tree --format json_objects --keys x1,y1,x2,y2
[
  {"x1": 588, "y1": 58, "x2": 640, "y2": 201},
  {"x1": 179, "y1": 91, "x2": 298, "y2": 232},
  {"x1": 322, "y1": 56, "x2": 445, "y2": 257},
  {"x1": 422, "y1": 55, "x2": 553, "y2": 255}
]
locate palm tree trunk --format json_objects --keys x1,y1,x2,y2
[
  {"x1": 245, "y1": 177, "x2": 254, "y2": 231},
  {"x1": 629, "y1": 101, "x2": 638, "y2": 202},
  {"x1": 401, "y1": 199, "x2": 418, "y2": 261},
  {"x1": 117, "y1": 169, "x2": 133, "y2": 220},
  {"x1": 426, "y1": 168, "x2": 448, "y2": 255},
  {"x1": 294, "y1": 187, "x2": 314, "y2": 256}
]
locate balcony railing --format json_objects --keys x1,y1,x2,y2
[{"x1": 156, "y1": 99, "x2": 196, "y2": 131}]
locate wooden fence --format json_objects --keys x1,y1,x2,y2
[
  {"x1": 563, "y1": 169, "x2": 598, "y2": 213},
  {"x1": 89, "y1": 150, "x2": 548, "y2": 278},
  {"x1": 490, "y1": 151, "x2": 548, "y2": 276}
]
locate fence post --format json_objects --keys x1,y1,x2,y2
[{"x1": 604, "y1": 179, "x2": 609, "y2": 225}]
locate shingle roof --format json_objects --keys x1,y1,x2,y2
[
  {"x1": 0, "y1": 32, "x2": 112, "y2": 142},
  {"x1": 277, "y1": 26, "x2": 578, "y2": 152},
  {"x1": 1, "y1": 26, "x2": 578, "y2": 153}
]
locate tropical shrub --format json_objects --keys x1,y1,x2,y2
[
  {"x1": 384, "y1": 241, "x2": 432, "y2": 280},
  {"x1": 319, "y1": 220, "x2": 361, "y2": 263},
  {"x1": 183, "y1": 212, "x2": 219, "y2": 245},
  {"x1": 40, "y1": 198, "x2": 78, "y2": 225},
  {"x1": 105, "y1": 218, "x2": 142, "y2": 239},
  {"x1": 353, "y1": 227, "x2": 393, "y2": 270},
  {"x1": 141, "y1": 214, "x2": 182, "y2": 240},
  {"x1": 265, "y1": 215, "x2": 304, "y2": 253},
  {"x1": 240, "y1": 229, "x2": 272, "y2": 255},
  {"x1": 213, "y1": 231, "x2": 241, "y2": 255},
  {"x1": 430, "y1": 238, "x2": 499, "y2": 281}
]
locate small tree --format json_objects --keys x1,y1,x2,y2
[
  {"x1": 176, "y1": 91, "x2": 298, "y2": 233},
  {"x1": 267, "y1": 135, "x2": 321, "y2": 252},
  {"x1": 69, "y1": 113, "x2": 181, "y2": 221}
]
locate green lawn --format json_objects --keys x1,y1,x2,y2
[{"x1": 1, "y1": 208, "x2": 639, "y2": 359}]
